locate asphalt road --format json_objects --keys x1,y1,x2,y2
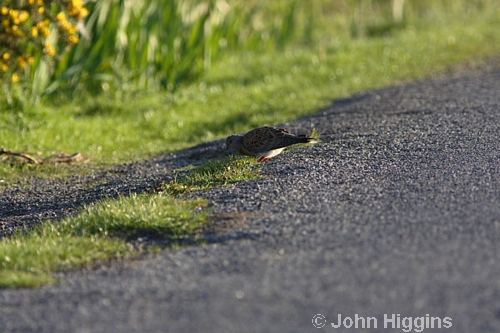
[{"x1": 1, "y1": 68, "x2": 499, "y2": 333}]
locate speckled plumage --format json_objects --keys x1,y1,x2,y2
[{"x1": 226, "y1": 126, "x2": 318, "y2": 162}]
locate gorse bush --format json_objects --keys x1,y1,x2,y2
[{"x1": 0, "y1": 0, "x2": 89, "y2": 104}]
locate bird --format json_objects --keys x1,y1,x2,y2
[{"x1": 225, "y1": 126, "x2": 318, "y2": 162}]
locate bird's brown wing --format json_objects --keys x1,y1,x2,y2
[{"x1": 242, "y1": 126, "x2": 308, "y2": 154}]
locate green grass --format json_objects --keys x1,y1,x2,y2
[
  {"x1": 0, "y1": 156, "x2": 264, "y2": 289},
  {"x1": 164, "y1": 156, "x2": 262, "y2": 195},
  {"x1": 0, "y1": 194, "x2": 208, "y2": 288},
  {"x1": 2, "y1": 3, "x2": 500, "y2": 185}
]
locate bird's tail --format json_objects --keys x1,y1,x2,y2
[
  {"x1": 305, "y1": 138, "x2": 320, "y2": 144},
  {"x1": 298, "y1": 134, "x2": 320, "y2": 144}
]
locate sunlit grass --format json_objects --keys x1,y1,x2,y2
[
  {"x1": 0, "y1": 154, "x2": 264, "y2": 289},
  {"x1": 2, "y1": 3, "x2": 500, "y2": 185},
  {"x1": 164, "y1": 156, "x2": 262, "y2": 195},
  {"x1": 0, "y1": 194, "x2": 208, "y2": 288}
]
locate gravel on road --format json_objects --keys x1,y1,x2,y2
[{"x1": 1, "y1": 67, "x2": 499, "y2": 333}]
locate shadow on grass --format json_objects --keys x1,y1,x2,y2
[{"x1": 0, "y1": 152, "x2": 264, "y2": 288}]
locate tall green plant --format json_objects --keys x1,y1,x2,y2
[
  {"x1": 44, "y1": 0, "x2": 303, "y2": 99},
  {"x1": 12, "y1": 0, "x2": 496, "y2": 106}
]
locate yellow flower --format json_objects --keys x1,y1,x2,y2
[
  {"x1": 66, "y1": 25, "x2": 77, "y2": 35},
  {"x1": 44, "y1": 43, "x2": 57, "y2": 56},
  {"x1": 68, "y1": 35, "x2": 80, "y2": 44},
  {"x1": 11, "y1": 73, "x2": 20, "y2": 83},
  {"x1": 11, "y1": 25, "x2": 22, "y2": 36},
  {"x1": 18, "y1": 11, "x2": 29, "y2": 23},
  {"x1": 38, "y1": 6, "x2": 45, "y2": 14},
  {"x1": 68, "y1": 0, "x2": 90, "y2": 19},
  {"x1": 1, "y1": 7, "x2": 8, "y2": 15},
  {"x1": 56, "y1": 12, "x2": 66, "y2": 22},
  {"x1": 9, "y1": 9, "x2": 19, "y2": 20},
  {"x1": 18, "y1": 56, "x2": 28, "y2": 69},
  {"x1": 42, "y1": 27, "x2": 51, "y2": 38},
  {"x1": 31, "y1": 26, "x2": 39, "y2": 37},
  {"x1": 0, "y1": 62, "x2": 9, "y2": 72},
  {"x1": 18, "y1": 56, "x2": 33, "y2": 68},
  {"x1": 3, "y1": 52, "x2": 10, "y2": 60},
  {"x1": 71, "y1": 0, "x2": 84, "y2": 7},
  {"x1": 37, "y1": 0, "x2": 44, "y2": 6},
  {"x1": 29, "y1": 0, "x2": 35, "y2": 5},
  {"x1": 59, "y1": 19, "x2": 77, "y2": 35},
  {"x1": 79, "y1": 8, "x2": 90, "y2": 19},
  {"x1": 69, "y1": 0, "x2": 85, "y2": 16}
]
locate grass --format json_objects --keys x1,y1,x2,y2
[
  {"x1": 164, "y1": 156, "x2": 262, "y2": 195},
  {"x1": 0, "y1": 193, "x2": 209, "y2": 288},
  {"x1": 2, "y1": 3, "x2": 500, "y2": 184},
  {"x1": 0, "y1": 156, "x2": 264, "y2": 288}
]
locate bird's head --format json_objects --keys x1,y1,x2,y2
[{"x1": 225, "y1": 135, "x2": 243, "y2": 154}]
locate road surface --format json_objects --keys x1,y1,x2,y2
[{"x1": 1, "y1": 67, "x2": 499, "y2": 333}]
